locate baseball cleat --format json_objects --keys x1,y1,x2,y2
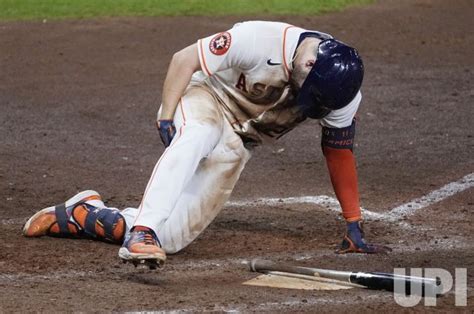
[
  {"x1": 129, "y1": 259, "x2": 162, "y2": 270},
  {"x1": 336, "y1": 221, "x2": 392, "y2": 254},
  {"x1": 118, "y1": 227, "x2": 166, "y2": 269},
  {"x1": 23, "y1": 190, "x2": 103, "y2": 238}
]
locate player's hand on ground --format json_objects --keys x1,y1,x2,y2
[
  {"x1": 336, "y1": 235, "x2": 392, "y2": 254},
  {"x1": 336, "y1": 221, "x2": 392, "y2": 254},
  {"x1": 157, "y1": 119, "x2": 176, "y2": 147}
]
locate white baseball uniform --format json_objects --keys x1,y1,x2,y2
[{"x1": 119, "y1": 21, "x2": 361, "y2": 253}]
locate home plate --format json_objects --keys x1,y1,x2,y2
[{"x1": 243, "y1": 271, "x2": 364, "y2": 291}]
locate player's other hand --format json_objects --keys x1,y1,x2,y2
[
  {"x1": 157, "y1": 119, "x2": 176, "y2": 147},
  {"x1": 337, "y1": 240, "x2": 392, "y2": 254},
  {"x1": 336, "y1": 221, "x2": 392, "y2": 254}
]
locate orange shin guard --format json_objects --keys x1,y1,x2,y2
[{"x1": 72, "y1": 204, "x2": 125, "y2": 243}]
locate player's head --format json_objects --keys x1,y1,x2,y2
[{"x1": 294, "y1": 39, "x2": 364, "y2": 119}]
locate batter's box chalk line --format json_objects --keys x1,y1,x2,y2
[
  {"x1": 4, "y1": 173, "x2": 472, "y2": 230},
  {"x1": 227, "y1": 172, "x2": 474, "y2": 227}
]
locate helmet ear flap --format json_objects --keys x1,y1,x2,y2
[{"x1": 303, "y1": 86, "x2": 331, "y2": 118}]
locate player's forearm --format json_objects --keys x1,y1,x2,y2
[
  {"x1": 323, "y1": 146, "x2": 362, "y2": 222},
  {"x1": 159, "y1": 44, "x2": 200, "y2": 120}
]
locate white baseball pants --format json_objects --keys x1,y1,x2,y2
[{"x1": 120, "y1": 86, "x2": 251, "y2": 253}]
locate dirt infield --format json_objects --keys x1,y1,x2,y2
[{"x1": 1, "y1": 0, "x2": 473, "y2": 311}]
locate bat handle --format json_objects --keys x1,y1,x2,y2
[{"x1": 351, "y1": 272, "x2": 441, "y2": 296}]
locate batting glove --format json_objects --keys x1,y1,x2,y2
[
  {"x1": 157, "y1": 119, "x2": 176, "y2": 147},
  {"x1": 336, "y1": 221, "x2": 392, "y2": 254}
]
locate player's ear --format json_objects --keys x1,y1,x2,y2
[{"x1": 305, "y1": 60, "x2": 315, "y2": 68}]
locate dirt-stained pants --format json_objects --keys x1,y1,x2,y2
[{"x1": 120, "y1": 86, "x2": 251, "y2": 253}]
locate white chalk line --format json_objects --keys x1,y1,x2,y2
[
  {"x1": 3, "y1": 235, "x2": 471, "y2": 284},
  {"x1": 390, "y1": 172, "x2": 473, "y2": 216},
  {"x1": 5, "y1": 173, "x2": 471, "y2": 228},
  {"x1": 227, "y1": 195, "x2": 388, "y2": 221},
  {"x1": 226, "y1": 172, "x2": 474, "y2": 224},
  {"x1": 2, "y1": 174, "x2": 471, "y2": 311},
  {"x1": 3, "y1": 238, "x2": 471, "y2": 312},
  {"x1": 0, "y1": 270, "x2": 99, "y2": 285},
  {"x1": 232, "y1": 293, "x2": 394, "y2": 313},
  {"x1": 151, "y1": 293, "x2": 393, "y2": 313},
  {"x1": 1, "y1": 218, "x2": 27, "y2": 225}
]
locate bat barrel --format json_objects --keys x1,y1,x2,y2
[{"x1": 250, "y1": 258, "x2": 353, "y2": 281}]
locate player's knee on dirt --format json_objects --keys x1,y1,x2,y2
[{"x1": 72, "y1": 205, "x2": 125, "y2": 243}]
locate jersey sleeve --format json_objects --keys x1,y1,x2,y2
[
  {"x1": 320, "y1": 91, "x2": 362, "y2": 128},
  {"x1": 197, "y1": 22, "x2": 258, "y2": 76}
]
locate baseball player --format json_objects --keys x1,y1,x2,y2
[{"x1": 23, "y1": 21, "x2": 391, "y2": 268}]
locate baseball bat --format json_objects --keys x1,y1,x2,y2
[{"x1": 248, "y1": 259, "x2": 441, "y2": 296}]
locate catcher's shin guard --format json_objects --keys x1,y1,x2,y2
[{"x1": 23, "y1": 190, "x2": 125, "y2": 243}]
